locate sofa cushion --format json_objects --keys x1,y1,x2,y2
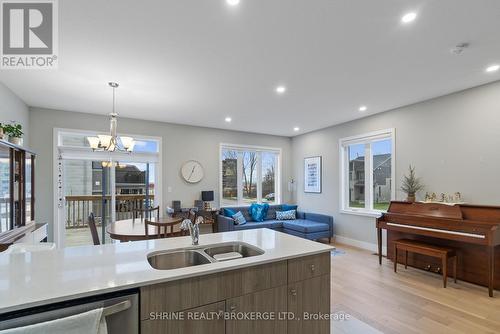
[
  {"x1": 223, "y1": 208, "x2": 237, "y2": 218},
  {"x1": 265, "y1": 205, "x2": 282, "y2": 220},
  {"x1": 249, "y1": 203, "x2": 269, "y2": 222},
  {"x1": 282, "y1": 219, "x2": 329, "y2": 233},
  {"x1": 276, "y1": 210, "x2": 296, "y2": 220},
  {"x1": 233, "y1": 220, "x2": 283, "y2": 230},
  {"x1": 282, "y1": 204, "x2": 298, "y2": 211},
  {"x1": 232, "y1": 211, "x2": 246, "y2": 225}
]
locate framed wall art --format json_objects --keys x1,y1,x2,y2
[{"x1": 304, "y1": 156, "x2": 322, "y2": 193}]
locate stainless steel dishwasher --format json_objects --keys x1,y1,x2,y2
[{"x1": 0, "y1": 289, "x2": 139, "y2": 333}]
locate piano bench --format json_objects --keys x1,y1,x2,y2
[{"x1": 393, "y1": 239, "x2": 457, "y2": 288}]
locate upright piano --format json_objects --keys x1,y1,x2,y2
[{"x1": 377, "y1": 201, "x2": 500, "y2": 297}]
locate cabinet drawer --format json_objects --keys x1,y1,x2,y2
[
  {"x1": 287, "y1": 252, "x2": 330, "y2": 283},
  {"x1": 141, "y1": 301, "x2": 225, "y2": 334}
]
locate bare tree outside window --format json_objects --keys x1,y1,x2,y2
[
  {"x1": 242, "y1": 152, "x2": 257, "y2": 202},
  {"x1": 262, "y1": 152, "x2": 276, "y2": 203},
  {"x1": 222, "y1": 150, "x2": 238, "y2": 205}
]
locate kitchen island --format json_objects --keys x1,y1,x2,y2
[{"x1": 0, "y1": 228, "x2": 333, "y2": 333}]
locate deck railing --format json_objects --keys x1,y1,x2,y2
[{"x1": 65, "y1": 194, "x2": 155, "y2": 229}]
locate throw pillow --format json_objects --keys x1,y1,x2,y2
[
  {"x1": 282, "y1": 204, "x2": 298, "y2": 211},
  {"x1": 276, "y1": 210, "x2": 296, "y2": 220},
  {"x1": 249, "y1": 203, "x2": 269, "y2": 222},
  {"x1": 223, "y1": 208, "x2": 237, "y2": 218},
  {"x1": 232, "y1": 211, "x2": 247, "y2": 225}
]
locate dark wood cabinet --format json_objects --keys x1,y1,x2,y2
[
  {"x1": 287, "y1": 274, "x2": 330, "y2": 334},
  {"x1": 225, "y1": 286, "x2": 287, "y2": 334},
  {"x1": 140, "y1": 253, "x2": 331, "y2": 334},
  {"x1": 141, "y1": 302, "x2": 226, "y2": 334}
]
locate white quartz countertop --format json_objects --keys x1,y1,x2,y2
[{"x1": 0, "y1": 229, "x2": 333, "y2": 314}]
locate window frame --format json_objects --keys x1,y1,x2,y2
[
  {"x1": 219, "y1": 143, "x2": 281, "y2": 207},
  {"x1": 339, "y1": 128, "x2": 395, "y2": 217}
]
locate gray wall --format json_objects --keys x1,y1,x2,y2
[
  {"x1": 29, "y1": 108, "x2": 293, "y2": 240},
  {"x1": 292, "y1": 81, "x2": 500, "y2": 246},
  {"x1": 0, "y1": 83, "x2": 29, "y2": 143}
]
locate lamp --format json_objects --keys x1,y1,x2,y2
[
  {"x1": 201, "y1": 191, "x2": 214, "y2": 210},
  {"x1": 120, "y1": 136, "x2": 135, "y2": 152},
  {"x1": 86, "y1": 82, "x2": 135, "y2": 153}
]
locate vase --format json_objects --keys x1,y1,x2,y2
[
  {"x1": 406, "y1": 193, "x2": 416, "y2": 203},
  {"x1": 8, "y1": 137, "x2": 22, "y2": 146}
]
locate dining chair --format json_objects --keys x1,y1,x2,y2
[
  {"x1": 87, "y1": 213, "x2": 100, "y2": 245},
  {"x1": 133, "y1": 206, "x2": 160, "y2": 221},
  {"x1": 144, "y1": 219, "x2": 169, "y2": 239},
  {"x1": 145, "y1": 218, "x2": 185, "y2": 238}
]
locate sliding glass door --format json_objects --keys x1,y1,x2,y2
[
  {"x1": 114, "y1": 161, "x2": 155, "y2": 221},
  {"x1": 63, "y1": 159, "x2": 157, "y2": 247}
]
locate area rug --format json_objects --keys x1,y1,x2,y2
[{"x1": 331, "y1": 249, "x2": 346, "y2": 256}]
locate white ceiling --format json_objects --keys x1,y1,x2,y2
[{"x1": 1, "y1": 0, "x2": 500, "y2": 137}]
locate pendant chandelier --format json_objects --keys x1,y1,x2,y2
[{"x1": 87, "y1": 82, "x2": 135, "y2": 152}]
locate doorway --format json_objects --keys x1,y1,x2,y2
[{"x1": 54, "y1": 129, "x2": 161, "y2": 247}]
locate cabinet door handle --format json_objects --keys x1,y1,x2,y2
[
  {"x1": 230, "y1": 305, "x2": 237, "y2": 312},
  {"x1": 290, "y1": 289, "x2": 297, "y2": 296},
  {"x1": 310, "y1": 264, "x2": 316, "y2": 272}
]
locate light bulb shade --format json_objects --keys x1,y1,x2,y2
[
  {"x1": 97, "y1": 135, "x2": 112, "y2": 149},
  {"x1": 120, "y1": 136, "x2": 134, "y2": 150},
  {"x1": 126, "y1": 141, "x2": 135, "y2": 152},
  {"x1": 87, "y1": 136, "x2": 100, "y2": 149}
]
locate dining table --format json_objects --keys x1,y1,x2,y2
[{"x1": 106, "y1": 216, "x2": 184, "y2": 242}]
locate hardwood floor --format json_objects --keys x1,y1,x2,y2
[{"x1": 331, "y1": 243, "x2": 500, "y2": 334}]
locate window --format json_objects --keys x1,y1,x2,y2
[
  {"x1": 220, "y1": 144, "x2": 280, "y2": 206},
  {"x1": 340, "y1": 129, "x2": 394, "y2": 215}
]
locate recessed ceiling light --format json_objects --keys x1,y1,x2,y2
[
  {"x1": 401, "y1": 12, "x2": 417, "y2": 24},
  {"x1": 276, "y1": 86, "x2": 286, "y2": 94},
  {"x1": 293, "y1": 127, "x2": 300, "y2": 132},
  {"x1": 359, "y1": 106, "x2": 367, "y2": 112},
  {"x1": 225, "y1": 117, "x2": 232, "y2": 123},
  {"x1": 226, "y1": 0, "x2": 240, "y2": 6},
  {"x1": 486, "y1": 64, "x2": 500, "y2": 73}
]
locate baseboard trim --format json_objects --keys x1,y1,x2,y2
[{"x1": 334, "y1": 235, "x2": 387, "y2": 256}]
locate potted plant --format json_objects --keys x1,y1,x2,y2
[
  {"x1": 4, "y1": 122, "x2": 23, "y2": 146},
  {"x1": 401, "y1": 165, "x2": 424, "y2": 202}
]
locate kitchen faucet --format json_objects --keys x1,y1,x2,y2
[{"x1": 180, "y1": 214, "x2": 203, "y2": 245}]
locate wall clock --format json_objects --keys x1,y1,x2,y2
[{"x1": 181, "y1": 160, "x2": 204, "y2": 183}]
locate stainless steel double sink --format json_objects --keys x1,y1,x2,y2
[{"x1": 147, "y1": 242, "x2": 265, "y2": 270}]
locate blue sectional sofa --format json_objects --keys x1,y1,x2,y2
[{"x1": 217, "y1": 204, "x2": 334, "y2": 242}]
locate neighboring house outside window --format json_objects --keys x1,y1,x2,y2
[
  {"x1": 340, "y1": 129, "x2": 395, "y2": 216},
  {"x1": 220, "y1": 144, "x2": 281, "y2": 207}
]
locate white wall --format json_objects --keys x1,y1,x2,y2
[
  {"x1": 29, "y1": 108, "x2": 293, "y2": 240},
  {"x1": 292, "y1": 81, "x2": 500, "y2": 247},
  {"x1": 0, "y1": 83, "x2": 29, "y2": 143}
]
